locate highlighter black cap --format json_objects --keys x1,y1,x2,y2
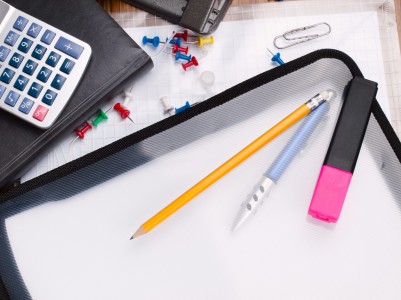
[
  {"x1": 323, "y1": 77, "x2": 378, "y2": 172},
  {"x1": 308, "y1": 77, "x2": 378, "y2": 223}
]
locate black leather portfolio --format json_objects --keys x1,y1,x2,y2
[{"x1": 0, "y1": 0, "x2": 153, "y2": 189}]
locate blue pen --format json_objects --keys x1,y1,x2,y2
[{"x1": 232, "y1": 101, "x2": 330, "y2": 231}]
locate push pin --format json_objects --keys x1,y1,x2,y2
[
  {"x1": 142, "y1": 36, "x2": 160, "y2": 47},
  {"x1": 91, "y1": 109, "x2": 108, "y2": 127},
  {"x1": 198, "y1": 36, "x2": 214, "y2": 47},
  {"x1": 113, "y1": 102, "x2": 134, "y2": 123},
  {"x1": 160, "y1": 38, "x2": 182, "y2": 47},
  {"x1": 182, "y1": 56, "x2": 199, "y2": 71},
  {"x1": 123, "y1": 90, "x2": 135, "y2": 107},
  {"x1": 160, "y1": 96, "x2": 174, "y2": 115},
  {"x1": 172, "y1": 44, "x2": 189, "y2": 54},
  {"x1": 174, "y1": 30, "x2": 200, "y2": 42},
  {"x1": 74, "y1": 121, "x2": 92, "y2": 139},
  {"x1": 267, "y1": 48, "x2": 285, "y2": 65},
  {"x1": 175, "y1": 101, "x2": 201, "y2": 114},
  {"x1": 175, "y1": 52, "x2": 192, "y2": 62}
]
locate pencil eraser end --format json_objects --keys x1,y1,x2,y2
[{"x1": 308, "y1": 165, "x2": 352, "y2": 223}]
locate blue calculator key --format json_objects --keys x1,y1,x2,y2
[
  {"x1": 14, "y1": 75, "x2": 29, "y2": 91},
  {"x1": 23, "y1": 59, "x2": 38, "y2": 75},
  {"x1": 32, "y1": 44, "x2": 47, "y2": 60},
  {"x1": 13, "y1": 16, "x2": 29, "y2": 31},
  {"x1": 42, "y1": 89, "x2": 57, "y2": 106},
  {"x1": 40, "y1": 30, "x2": 56, "y2": 45},
  {"x1": 46, "y1": 51, "x2": 61, "y2": 67},
  {"x1": 4, "y1": 31, "x2": 19, "y2": 46},
  {"x1": 0, "y1": 84, "x2": 6, "y2": 98},
  {"x1": 18, "y1": 38, "x2": 34, "y2": 53},
  {"x1": 51, "y1": 74, "x2": 66, "y2": 90},
  {"x1": 18, "y1": 98, "x2": 34, "y2": 114},
  {"x1": 37, "y1": 66, "x2": 52, "y2": 83},
  {"x1": 27, "y1": 23, "x2": 42, "y2": 38},
  {"x1": 9, "y1": 52, "x2": 24, "y2": 68},
  {"x1": 0, "y1": 46, "x2": 11, "y2": 62},
  {"x1": 60, "y1": 58, "x2": 75, "y2": 74},
  {"x1": 1, "y1": 68, "x2": 15, "y2": 84},
  {"x1": 55, "y1": 37, "x2": 84, "y2": 59},
  {"x1": 27, "y1": 82, "x2": 43, "y2": 98},
  {"x1": 4, "y1": 90, "x2": 20, "y2": 107}
]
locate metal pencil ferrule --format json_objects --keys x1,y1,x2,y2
[{"x1": 305, "y1": 90, "x2": 334, "y2": 111}]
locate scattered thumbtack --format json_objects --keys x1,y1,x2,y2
[
  {"x1": 198, "y1": 36, "x2": 214, "y2": 47},
  {"x1": 172, "y1": 44, "x2": 189, "y2": 54},
  {"x1": 113, "y1": 103, "x2": 134, "y2": 123},
  {"x1": 175, "y1": 101, "x2": 192, "y2": 114},
  {"x1": 160, "y1": 96, "x2": 174, "y2": 115},
  {"x1": 174, "y1": 30, "x2": 188, "y2": 41},
  {"x1": 267, "y1": 48, "x2": 285, "y2": 65},
  {"x1": 123, "y1": 90, "x2": 135, "y2": 107},
  {"x1": 182, "y1": 56, "x2": 199, "y2": 71},
  {"x1": 75, "y1": 121, "x2": 92, "y2": 139},
  {"x1": 160, "y1": 38, "x2": 182, "y2": 47},
  {"x1": 91, "y1": 109, "x2": 108, "y2": 127},
  {"x1": 175, "y1": 52, "x2": 192, "y2": 62},
  {"x1": 142, "y1": 36, "x2": 160, "y2": 47}
]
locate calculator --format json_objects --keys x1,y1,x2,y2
[{"x1": 0, "y1": 0, "x2": 92, "y2": 129}]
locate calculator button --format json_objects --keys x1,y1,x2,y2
[
  {"x1": 42, "y1": 89, "x2": 57, "y2": 106},
  {"x1": 9, "y1": 52, "x2": 24, "y2": 69},
  {"x1": 40, "y1": 30, "x2": 56, "y2": 45},
  {"x1": 23, "y1": 59, "x2": 38, "y2": 75},
  {"x1": 14, "y1": 75, "x2": 29, "y2": 91},
  {"x1": 51, "y1": 74, "x2": 66, "y2": 90},
  {"x1": 32, "y1": 44, "x2": 47, "y2": 60},
  {"x1": 46, "y1": 51, "x2": 61, "y2": 67},
  {"x1": 18, "y1": 98, "x2": 34, "y2": 114},
  {"x1": 28, "y1": 82, "x2": 43, "y2": 98},
  {"x1": 0, "y1": 84, "x2": 6, "y2": 98},
  {"x1": 27, "y1": 23, "x2": 42, "y2": 38},
  {"x1": 18, "y1": 38, "x2": 34, "y2": 53},
  {"x1": 1, "y1": 68, "x2": 15, "y2": 84},
  {"x1": 55, "y1": 37, "x2": 84, "y2": 59},
  {"x1": 13, "y1": 16, "x2": 29, "y2": 32},
  {"x1": 60, "y1": 58, "x2": 75, "y2": 74},
  {"x1": 37, "y1": 66, "x2": 52, "y2": 83},
  {"x1": 32, "y1": 104, "x2": 48, "y2": 121},
  {"x1": 4, "y1": 90, "x2": 20, "y2": 107},
  {"x1": 5, "y1": 31, "x2": 20, "y2": 46},
  {"x1": 0, "y1": 46, "x2": 11, "y2": 62}
]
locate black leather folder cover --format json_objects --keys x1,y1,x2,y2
[{"x1": 0, "y1": 0, "x2": 153, "y2": 189}]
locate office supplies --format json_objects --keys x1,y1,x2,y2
[
  {"x1": 273, "y1": 22, "x2": 331, "y2": 49},
  {"x1": 1, "y1": 49, "x2": 401, "y2": 300},
  {"x1": 0, "y1": 0, "x2": 92, "y2": 129},
  {"x1": 131, "y1": 90, "x2": 332, "y2": 239},
  {"x1": 111, "y1": 103, "x2": 134, "y2": 123},
  {"x1": 267, "y1": 48, "x2": 285, "y2": 65},
  {"x1": 21, "y1": 2, "x2": 401, "y2": 189},
  {"x1": 232, "y1": 100, "x2": 330, "y2": 231},
  {"x1": 182, "y1": 56, "x2": 198, "y2": 70},
  {"x1": 160, "y1": 96, "x2": 174, "y2": 115},
  {"x1": 0, "y1": 0, "x2": 152, "y2": 189},
  {"x1": 308, "y1": 77, "x2": 378, "y2": 223},
  {"x1": 124, "y1": 0, "x2": 232, "y2": 35}
]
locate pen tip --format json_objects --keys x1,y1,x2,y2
[{"x1": 130, "y1": 226, "x2": 147, "y2": 240}]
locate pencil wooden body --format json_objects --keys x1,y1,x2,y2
[{"x1": 139, "y1": 103, "x2": 311, "y2": 234}]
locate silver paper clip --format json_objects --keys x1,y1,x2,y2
[{"x1": 273, "y1": 22, "x2": 331, "y2": 49}]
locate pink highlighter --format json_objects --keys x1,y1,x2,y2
[{"x1": 308, "y1": 77, "x2": 378, "y2": 223}]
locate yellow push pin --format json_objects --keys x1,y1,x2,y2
[{"x1": 198, "y1": 36, "x2": 214, "y2": 47}]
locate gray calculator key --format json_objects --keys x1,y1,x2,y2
[{"x1": 54, "y1": 37, "x2": 84, "y2": 59}]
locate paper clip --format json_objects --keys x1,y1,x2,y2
[{"x1": 273, "y1": 22, "x2": 331, "y2": 49}]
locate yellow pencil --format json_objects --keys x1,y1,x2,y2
[{"x1": 131, "y1": 90, "x2": 334, "y2": 239}]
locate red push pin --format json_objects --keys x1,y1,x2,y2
[
  {"x1": 114, "y1": 102, "x2": 134, "y2": 123},
  {"x1": 182, "y1": 56, "x2": 199, "y2": 71},
  {"x1": 172, "y1": 44, "x2": 189, "y2": 54},
  {"x1": 75, "y1": 121, "x2": 92, "y2": 139},
  {"x1": 174, "y1": 30, "x2": 188, "y2": 41}
]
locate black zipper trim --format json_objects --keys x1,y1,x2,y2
[{"x1": 1, "y1": 48, "x2": 400, "y2": 203}]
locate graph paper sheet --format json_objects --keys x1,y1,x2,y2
[{"x1": 21, "y1": 0, "x2": 401, "y2": 183}]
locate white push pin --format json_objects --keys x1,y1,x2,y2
[
  {"x1": 160, "y1": 96, "x2": 174, "y2": 115},
  {"x1": 123, "y1": 90, "x2": 135, "y2": 107},
  {"x1": 200, "y1": 71, "x2": 215, "y2": 86}
]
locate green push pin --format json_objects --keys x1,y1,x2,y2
[{"x1": 91, "y1": 109, "x2": 108, "y2": 127}]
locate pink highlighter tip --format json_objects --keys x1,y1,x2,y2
[{"x1": 308, "y1": 165, "x2": 353, "y2": 223}]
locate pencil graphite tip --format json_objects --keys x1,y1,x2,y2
[{"x1": 130, "y1": 226, "x2": 147, "y2": 240}]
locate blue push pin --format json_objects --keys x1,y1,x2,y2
[
  {"x1": 175, "y1": 101, "x2": 191, "y2": 114},
  {"x1": 175, "y1": 52, "x2": 192, "y2": 62},
  {"x1": 267, "y1": 48, "x2": 285, "y2": 65},
  {"x1": 142, "y1": 36, "x2": 160, "y2": 47},
  {"x1": 167, "y1": 37, "x2": 182, "y2": 47}
]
